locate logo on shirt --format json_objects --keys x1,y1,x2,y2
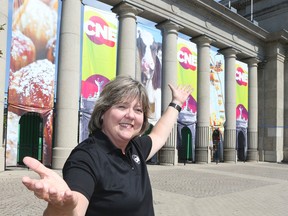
[{"x1": 132, "y1": 154, "x2": 141, "y2": 165}]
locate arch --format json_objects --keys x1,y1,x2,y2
[
  {"x1": 237, "y1": 130, "x2": 246, "y2": 161},
  {"x1": 178, "y1": 126, "x2": 193, "y2": 164},
  {"x1": 212, "y1": 128, "x2": 224, "y2": 163},
  {"x1": 17, "y1": 112, "x2": 43, "y2": 165}
]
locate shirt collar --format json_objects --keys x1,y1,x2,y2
[{"x1": 91, "y1": 130, "x2": 132, "y2": 154}]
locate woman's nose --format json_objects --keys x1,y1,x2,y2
[{"x1": 125, "y1": 108, "x2": 135, "y2": 118}]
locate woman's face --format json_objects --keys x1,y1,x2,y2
[{"x1": 101, "y1": 97, "x2": 144, "y2": 149}]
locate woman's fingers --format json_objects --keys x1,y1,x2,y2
[
  {"x1": 23, "y1": 156, "x2": 48, "y2": 177},
  {"x1": 47, "y1": 187, "x2": 63, "y2": 204},
  {"x1": 22, "y1": 176, "x2": 40, "y2": 191},
  {"x1": 48, "y1": 190, "x2": 77, "y2": 209},
  {"x1": 168, "y1": 83, "x2": 193, "y2": 104}
]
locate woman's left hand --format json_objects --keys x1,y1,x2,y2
[{"x1": 168, "y1": 84, "x2": 193, "y2": 106}]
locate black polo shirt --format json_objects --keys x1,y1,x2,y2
[{"x1": 63, "y1": 130, "x2": 154, "y2": 216}]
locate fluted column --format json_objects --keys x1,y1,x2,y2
[
  {"x1": 246, "y1": 57, "x2": 259, "y2": 162},
  {"x1": 191, "y1": 35, "x2": 214, "y2": 163},
  {"x1": 284, "y1": 50, "x2": 288, "y2": 162},
  {"x1": 0, "y1": 0, "x2": 8, "y2": 171},
  {"x1": 219, "y1": 47, "x2": 239, "y2": 163},
  {"x1": 156, "y1": 20, "x2": 183, "y2": 165},
  {"x1": 112, "y1": 2, "x2": 143, "y2": 78},
  {"x1": 257, "y1": 62, "x2": 266, "y2": 161},
  {"x1": 52, "y1": 0, "x2": 82, "y2": 169}
]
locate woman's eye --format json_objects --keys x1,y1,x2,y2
[
  {"x1": 135, "y1": 108, "x2": 143, "y2": 113},
  {"x1": 117, "y1": 105, "x2": 126, "y2": 109}
]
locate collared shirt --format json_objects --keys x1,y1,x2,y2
[{"x1": 63, "y1": 130, "x2": 154, "y2": 216}]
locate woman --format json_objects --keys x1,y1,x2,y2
[{"x1": 22, "y1": 76, "x2": 192, "y2": 216}]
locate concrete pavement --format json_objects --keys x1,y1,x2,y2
[{"x1": 1, "y1": 162, "x2": 288, "y2": 216}]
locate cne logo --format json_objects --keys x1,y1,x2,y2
[
  {"x1": 177, "y1": 46, "x2": 197, "y2": 71},
  {"x1": 236, "y1": 66, "x2": 248, "y2": 86},
  {"x1": 132, "y1": 154, "x2": 141, "y2": 165},
  {"x1": 84, "y1": 15, "x2": 117, "y2": 47}
]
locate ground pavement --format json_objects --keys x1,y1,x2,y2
[{"x1": 1, "y1": 162, "x2": 288, "y2": 216}]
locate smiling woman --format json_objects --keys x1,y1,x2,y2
[{"x1": 22, "y1": 75, "x2": 192, "y2": 216}]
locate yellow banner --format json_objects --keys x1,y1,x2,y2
[{"x1": 81, "y1": 6, "x2": 117, "y2": 99}]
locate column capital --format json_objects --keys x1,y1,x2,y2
[
  {"x1": 242, "y1": 57, "x2": 260, "y2": 67},
  {"x1": 191, "y1": 34, "x2": 215, "y2": 46},
  {"x1": 258, "y1": 60, "x2": 267, "y2": 70},
  {"x1": 156, "y1": 20, "x2": 183, "y2": 35},
  {"x1": 112, "y1": 1, "x2": 143, "y2": 19},
  {"x1": 218, "y1": 47, "x2": 240, "y2": 58}
]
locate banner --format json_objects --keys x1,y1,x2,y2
[
  {"x1": 210, "y1": 50, "x2": 225, "y2": 129},
  {"x1": 209, "y1": 49, "x2": 225, "y2": 161},
  {"x1": 6, "y1": 0, "x2": 60, "y2": 166},
  {"x1": 80, "y1": 6, "x2": 118, "y2": 141},
  {"x1": 176, "y1": 37, "x2": 197, "y2": 162},
  {"x1": 177, "y1": 37, "x2": 197, "y2": 111},
  {"x1": 236, "y1": 60, "x2": 249, "y2": 128},
  {"x1": 235, "y1": 60, "x2": 248, "y2": 161},
  {"x1": 136, "y1": 23, "x2": 162, "y2": 125}
]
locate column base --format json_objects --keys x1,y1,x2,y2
[
  {"x1": 0, "y1": 146, "x2": 5, "y2": 172},
  {"x1": 195, "y1": 147, "x2": 209, "y2": 164},
  {"x1": 246, "y1": 149, "x2": 259, "y2": 162},
  {"x1": 264, "y1": 150, "x2": 283, "y2": 162},
  {"x1": 52, "y1": 147, "x2": 73, "y2": 169},
  {"x1": 224, "y1": 148, "x2": 237, "y2": 163},
  {"x1": 159, "y1": 147, "x2": 177, "y2": 165},
  {"x1": 258, "y1": 149, "x2": 265, "y2": 161},
  {"x1": 283, "y1": 148, "x2": 288, "y2": 162}
]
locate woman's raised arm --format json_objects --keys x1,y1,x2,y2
[{"x1": 148, "y1": 84, "x2": 193, "y2": 159}]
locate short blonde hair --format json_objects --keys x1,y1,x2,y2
[{"x1": 88, "y1": 76, "x2": 151, "y2": 135}]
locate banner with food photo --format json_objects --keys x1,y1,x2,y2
[
  {"x1": 176, "y1": 37, "x2": 197, "y2": 162},
  {"x1": 80, "y1": 6, "x2": 118, "y2": 142},
  {"x1": 136, "y1": 23, "x2": 162, "y2": 126},
  {"x1": 6, "y1": 0, "x2": 60, "y2": 167}
]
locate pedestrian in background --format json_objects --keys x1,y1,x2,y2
[{"x1": 212, "y1": 128, "x2": 220, "y2": 164}]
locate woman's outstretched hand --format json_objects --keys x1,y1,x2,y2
[
  {"x1": 168, "y1": 83, "x2": 193, "y2": 106},
  {"x1": 22, "y1": 157, "x2": 78, "y2": 214}
]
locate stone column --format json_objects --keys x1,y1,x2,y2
[
  {"x1": 112, "y1": 2, "x2": 143, "y2": 78},
  {"x1": 283, "y1": 48, "x2": 288, "y2": 162},
  {"x1": 191, "y1": 35, "x2": 214, "y2": 163},
  {"x1": 0, "y1": 0, "x2": 8, "y2": 171},
  {"x1": 259, "y1": 42, "x2": 285, "y2": 162},
  {"x1": 219, "y1": 47, "x2": 239, "y2": 163},
  {"x1": 246, "y1": 57, "x2": 259, "y2": 162},
  {"x1": 52, "y1": 0, "x2": 82, "y2": 169},
  {"x1": 257, "y1": 62, "x2": 266, "y2": 161},
  {"x1": 156, "y1": 20, "x2": 183, "y2": 165}
]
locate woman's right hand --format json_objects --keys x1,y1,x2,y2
[{"x1": 22, "y1": 157, "x2": 79, "y2": 215}]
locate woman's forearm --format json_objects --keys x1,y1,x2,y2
[{"x1": 148, "y1": 104, "x2": 180, "y2": 157}]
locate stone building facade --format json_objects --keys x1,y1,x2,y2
[{"x1": 0, "y1": 0, "x2": 287, "y2": 171}]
